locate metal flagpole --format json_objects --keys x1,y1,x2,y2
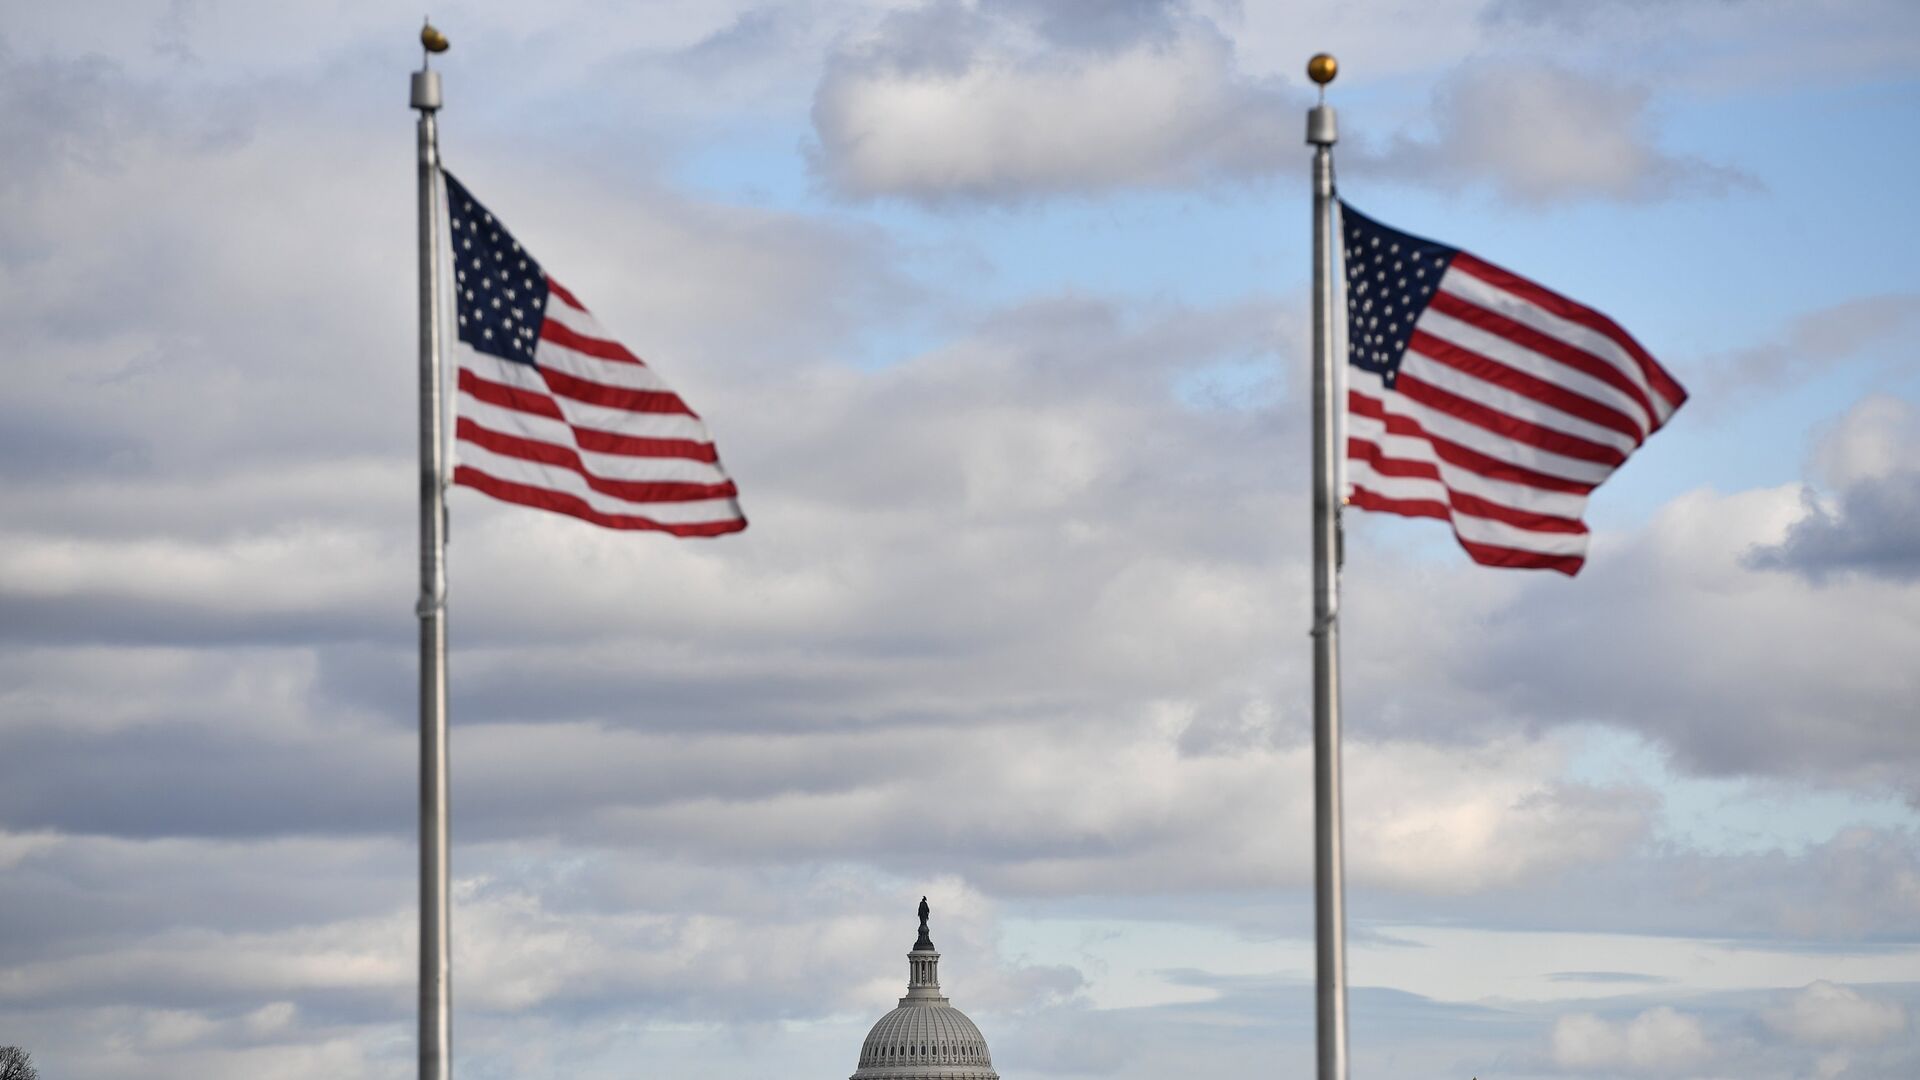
[
  {"x1": 1305, "y1": 52, "x2": 1348, "y2": 1080},
  {"x1": 411, "y1": 21, "x2": 452, "y2": 1080}
]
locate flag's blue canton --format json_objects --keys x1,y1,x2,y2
[
  {"x1": 1341, "y1": 201, "x2": 1457, "y2": 388},
  {"x1": 445, "y1": 171, "x2": 551, "y2": 367}
]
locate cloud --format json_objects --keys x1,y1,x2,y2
[
  {"x1": 1480, "y1": 0, "x2": 1749, "y2": 30},
  {"x1": 1354, "y1": 62, "x2": 1754, "y2": 204},
  {"x1": 1749, "y1": 396, "x2": 1920, "y2": 584},
  {"x1": 6, "y1": 6, "x2": 1920, "y2": 1077},
  {"x1": 988, "y1": 978, "x2": 1920, "y2": 1080},
  {"x1": 1693, "y1": 296, "x2": 1920, "y2": 412},
  {"x1": 1753, "y1": 474, "x2": 1920, "y2": 584},
  {"x1": 0, "y1": 833, "x2": 1082, "y2": 1078},
  {"x1": 1363, "y1": 825, "x2": 1920, "y2": 944},
  {"x1": 1340, "y1": 471, "x2": 1920, "y2": 793},
  {"x1": 1550, "y1": 1005, "x2": 1713, "y2": 1072},
  {"x1": 1764, "y1": 980, "x2": 1909, "y2": 1046},
  {"x1": 0, "y1": 44, "x2": 170, "y2": 199},
  {"x1": 808, "y1": 0, "x2": 1300, "y2": 203},
  {"x1": 0, "y1": 239, "x2": 1680, "y2": 907}
]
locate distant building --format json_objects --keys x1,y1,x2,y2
[{"x1": 850, "y1": 899, "x2": 1000, "y2": 1080}]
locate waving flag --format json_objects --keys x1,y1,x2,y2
[
  {"x1": 1340, "y1": 202, "x2": 1684, "y2": 575},
  {"x1": 444, "y1": 171, "x2": 746, "y2": 536}
]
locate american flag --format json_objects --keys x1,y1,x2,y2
[
  {"x1": 444, "y1": 171, "x2": 746, "y2": 536},
  {"x1": 1340, "y1": 202, "x2": 1685, "y2": 575}
]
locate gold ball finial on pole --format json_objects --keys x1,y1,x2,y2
[
  {"x1": 412, "y1": 20, "x2": 446, "y2": 109},
  {"x1": 1307, "y1": 53, "x2": 1338, "y2": 86}
]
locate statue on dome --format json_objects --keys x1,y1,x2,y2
[{"x1": 915, "y1": 896, "x2": 934, "y2": 950}]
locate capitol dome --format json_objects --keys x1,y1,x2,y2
[{"x1": 851, "y1": 899, "x2": 999, "y2": 1080}]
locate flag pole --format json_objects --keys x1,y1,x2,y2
[
  {"x1": 411, "y1": 21, "x2": 452, "y2": 1080},
  {"x1": 1305, "y1": 52, "x2": 1349, "y2": 1080}
]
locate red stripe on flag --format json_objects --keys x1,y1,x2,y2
[
  {"x1": 1349, "y1": 438, "x2": 1588, "y2": 534},
  {"x1": 1408, "y1": 328, "x2": 1646, "y2": 447},
  {"x1": 453, "y1": 466, "x2": 747, "y2": 537},
  {"x1": 547, "y1": 278, "x2": 588, "y2": 313},
  {"x1": 1347, "y1": 437, "x2": 1443, "y2": 482},
  {"x1": 445, "y1": 180, "x2": 745, "y2": 536},
  {"x1": 1427, "y1": 290, "x2": 1658, "y2": 433},
  {"x1": 1392, "y1": 372, "x2": 1628, "y2": 467},
  {"x1": 457, "y1": 417, "x2": 738, "y2": 503},
  {"x1": 1349, "y1": 391, "x2": 1597, "y2": 495},
  {"x1": 461, "y1": 364, "x2": 720, "y2": 461},
  {"x1": 574, "y1": 428, "x2": 720, "y2": 463},
  {"x1": 1347, "y1": 485, "x2": 1448, "y2": 522},
  {"x1": 540, "y1": 316, "x2": 645, "y2": 365},
  {"x1": 537, "y1": 365, "x2": 694, "y2": 416},
  {"x1": 1347, "y1": 487, "x2": 1585, "y2": 576},
  {"x1": 459, "y1": 367, "x2": 565, "y2": 421},
  {"x1": 1448, "y1": 252, "x2": 1687, "y2": 415},
  {"x1": 1457, "y1": 536, "x2": 1584, "y2": 576}
]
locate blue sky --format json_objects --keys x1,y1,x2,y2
[{"x1": 2, "y1": 2, "x2": 1919, "y2": 1079}]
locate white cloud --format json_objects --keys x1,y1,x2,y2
[
  {"x1": 1551, "y1": 1005, "x2": 1713, "y2": 1072},
  {"x1": 1765, "y1": 980, "x2": 1909, "y2": 1046},
  {"x1": 1355, "y1": 62, "x2": 1753, "y2": 204},
  {"x1": 1749, "y1": 395, "x2": 1920, "y2": 584},
  {"x1": 1813, "y1": 395, "x2": 1920, "y2": 490},
  {"x1": 810, "y1": 2, "x2": 1298, "y2": 203},
  {"x1": 5, "y1": 5, "x2": 1920, "y2": 1078},
  {"x1": 0, "y1": 829, "x2": 60, "y2": 869},
  {"x1": 1361, "y1": 475, "x2": 1920, "y2": 794},
  {"x1": 1691, "y1": 297, "x2": 1920, "y2": 414}
]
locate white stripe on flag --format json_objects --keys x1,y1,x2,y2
[
  {"x1": 458, "y1": 396, "x2": 732, "y2": 484},
  {"x1": 1346, "y1": 411, "x2": 1590, "y2": 519},
  {"x1": 457, "y1": 346, "x2": 716, "y2": 444},
  {"x1": 1399, "y1": 349, "x2": 1640, "y2": 457},
  {"x1": 1349, "y1": 463, "x2": 1590, "y2": 558},
  {"x1": 1438, "y1": 269, "x2": 1674, "y2": 425},
  {"x1": 533, "y1": 337, "x2": 682, "y2": 395},
  {"x1": 457, "y1": 443, "x2": 744, "y2": 525},
  {"x1": 1413, "y1": 306, "x2": 1656, "y2": 438},
  {"x1": 1354, "y1": 378, "x2": 1614, "y2": 486}
]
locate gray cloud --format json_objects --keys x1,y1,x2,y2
[
  {"x1": 808, "y1": 0, "x2": 1302, "y2": 204},
  {"x1": 5, "y1": 6, "x2": 1919, "y2": 1077},
  {"x1": 998, "y1": 976, "x2": 1920, "y2": 1080},
  {"x1": 1692, "y1": 295, "x2": 1920, "y2": 414},
  {"x1": 1352, "y1": 62, "x2": 1755, "y2": 204},
  {"x1": 0, "y1": 45, "x2": 166, "y2": 197},
  {"x1": 1537, "y1": 984, "x2": 1920, "y2": 1080},
  {"x1": 0, "y1": 838, "x2": 1085, "y2": 1078},
  {"x1": 979, "y1": 0, "x2": 1190, "y2": 51},
  {"x1": 1480, "y1": 0, "x2": 1750, "y2": 30},
  {"x1": 1327, "y1": 456, "x2": 1920, "y2": 794},
  {"x1": 6, "y1": 70, "x2": 1917, "y2": 947},
  {"x1": 1386, "y1": 826, "x2": 1920, "y2": 944},
  {"x1": 1548, "y1": 971, "x2": 1674, "y2": 985},
  {"x1": 1763, "y1": 979, "x2": 1910, "y2": 1047},
  {"x1": 1017, "y1": 821, "x2": 1920, "y2": 947},
  {"x1": 1749, "y1": 397, "x2": 1920, "y2": 585},
  {"x1": 1751, "y1": 474, "x2": 1920, "y2": 584}
]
